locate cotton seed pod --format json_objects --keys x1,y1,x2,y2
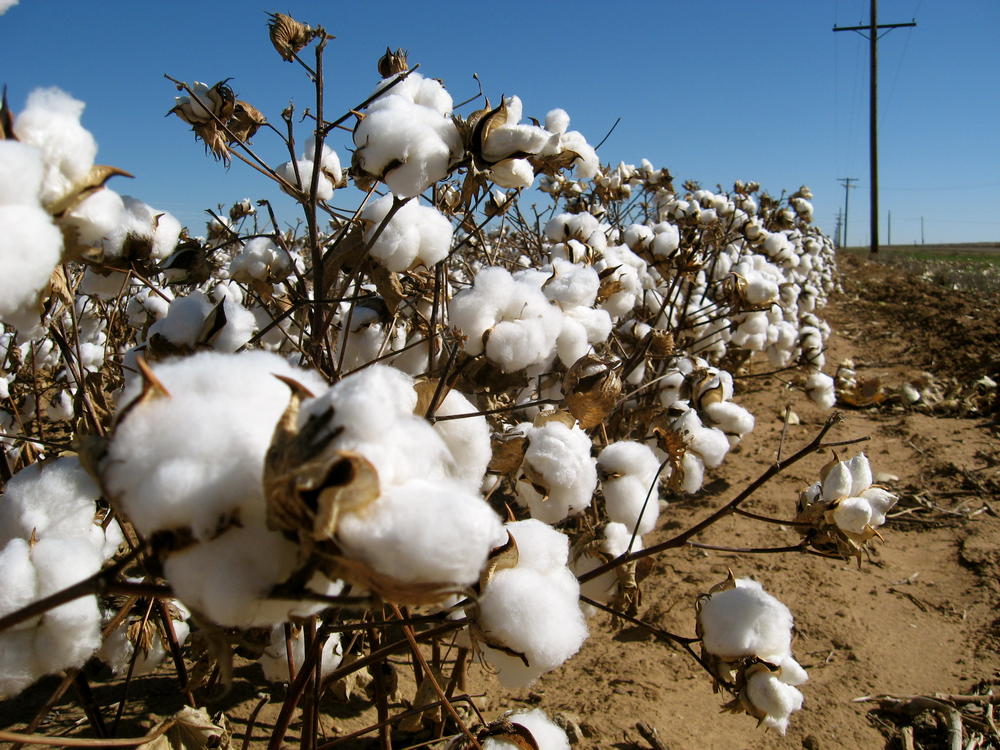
[
  {"x1": 267, "y1": 12, "x2": 317, "y2": 61},
  {"x1": 377, "y1": 47, "x2": 409, "y2": 77},
  {"x1": 563, "y1": 355, "x2": 621, "y2": 429}
]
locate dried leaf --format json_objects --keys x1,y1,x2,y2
[
  {"x1": 325, "y1": 554, "x2": 459, "y2": 606},
  {"x1": 369, "y1": 262, "x2": 405, "y2": 315},
  {"x1": 532, "y1": 410, "x2": 576, "y2": 430},
  {"x1": 838, "y1": 376, "x2": 887, "y2": 407},
  {"x1": 476, "y1": 720, "x2": 540, "y2": 750},
  {"x1": 136, "y1": 706, "x2": 231, "y2": 750}
]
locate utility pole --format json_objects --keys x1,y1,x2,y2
[
  {"x1": 920, "y1": 216, "x2": 925, "y2": 244},
  {"x1": 834, "y1": 1, "x2": 916, "y2": 256},
  {"x1": 838, "y1": 177, "x2": 857, "y2": 248},
  {"x1": 887, "y1": 209, "x2": 891, "y2": 246},
  {"x1": 833, "y1": 209, "x2": 843, "y2": 249}
]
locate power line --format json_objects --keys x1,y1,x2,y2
[{"x1": 834, "y1": 1, "x2": 916, "y2": 255}]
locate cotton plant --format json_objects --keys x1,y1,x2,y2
[
  {"x1": 796, "y1": 452, "x2": 898, "y2": 560},
  {"x1": 696, "y1": 575, "x2": 808, "y2": 734},
  {"x1": 0, "y1": 457, "x2": 123, "y2": 697}
]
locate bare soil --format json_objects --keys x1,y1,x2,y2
[{"x1": 2, "y1": 253, "x2": 998, "y2": 749}]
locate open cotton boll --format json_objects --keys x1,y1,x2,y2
[
  {"x1": 353, "y1": 91, "x2": 462, "y2": 198},
  {"x1": 0, "y1": 456, "x2": 121, "y2": 558},
  {"x1": 147, "y1": 291, "x2": 257, "y2": 353},
  {"x1": 545, "y1": 108, "x2": 570, "y2": 135},
  {"x1": 429, "y1": 388, "x2": 492, "y2": 485},
  {"x1": 703, "y1": 400, "x2": 755, "y2": 444},
  {"x1": 517, "y1": 420, "x2": 597, "y2": 524},
  {"x1": 503, "y1": 519, "x2": 570, "y2": 573},
  {"x1": 13, "y1": 87, "x2": 97, "y2": 206},
  {"x1": 575, "y1": 522, "x2": 642, "y2": 606},
  {"x1": 699, "y1": 578, "x2": 794, "y2": 664},
  {"x1": 360, "y1": 194, "x2": 453, "y2": 272},
  {"x1": 162, "y1": 524, "x2": 333, "y2": 627},
  {"x1": 832, "y1": 495, "x2": 872, "y2": 534},
  {"x1": 846, "y1": 453, "x2": 873, "y2": 496},
  {"x1": 490, "y1": 157, "x2": 535, "y2": 189},
  {"x1": 477, "y1": 566, "x2": 588, "y2": 688},
  {"x1": 861, "y1": 486, "x2": 897, "y2": 527},
  {"x1": 744, "y1": 669, "x2": 805, "y2": 735},
  {"x1": 230, "y1": 237, "x2": 292, "y2": 282},
  {"x1": 821, "y1": 461, "x2": 852, "y2": 502},
  {"x1": 121, "y1": 196, "x2": 182, "y2": 260},
  {"x1": 0, "y1": 141, "x2": 44, "y2": 205},
  {"x1": 259, "y1": 625, "x2": 343, "y2": 683},
  {"x1": 805, "y1": 371, "x2": 836, "y2": 410},
  {"x1": 598, "y1": 441, "x2": 661, "y2": 535},
  {"x1": 99, "y1": 601, "x2": 191, "y2": 677},
  {"x1": 276, "y1": 159, "x2": 334, "y2": 201},
  {"x1": 64, "y1": 187, "x2": 127, "y2": 252},
  {"x1": 483, "y1": 708, "x2": 571, "y2": 750},
  {"x1": 336, "y1": 477, "x2": 503, "y2": 587},
  {"x1": 0, "y1": 204, "x2": 63, "y2": 330},
  {"x1": 104, "y1": 350, "x2": 326, "y2": 540}
]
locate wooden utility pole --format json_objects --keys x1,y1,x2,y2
[
  {"x1": 834, "y1": 1, "x2": 915, "y2": 255},
  {"x1": 838, "y1": 177, "x2": 857, "y2": 248}
]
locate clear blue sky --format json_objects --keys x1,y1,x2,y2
[{"x1": 2, "y1": 0, "x2": 997, "y2": 246}]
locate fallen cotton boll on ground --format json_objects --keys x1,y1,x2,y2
[{"x1": 258, "y1": 624, "x2": 343, "y2": 683}]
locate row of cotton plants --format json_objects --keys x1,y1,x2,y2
[{"x1": 0, "y1": 12, "x2": 894, "y2": 748}]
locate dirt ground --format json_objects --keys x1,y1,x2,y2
[{"x1": 2, "y1": 252, "x2": 998, "y2": 749}]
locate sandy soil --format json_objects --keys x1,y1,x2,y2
[{"x1": 2, "y1": 253, "x2": 998, "y2": 749}]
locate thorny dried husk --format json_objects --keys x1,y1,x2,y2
[
  {"x1": 563, "y1": 354, "x2": 622, "y2": 429},
  {"x1": 267, "y1": 12, "x2": 320, "y2": 61},
  {"x1": 377, "y1": 47, "x2": 409, "y2": 77}
]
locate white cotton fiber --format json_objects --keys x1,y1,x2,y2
[
  {"x1": 699, "y1": 578, "x2": 793, "y2": 664},
  {"x1": 0, "y1": 141, "x2": 44, "y2": 205},
  {"x1": 745, "y1": 669, "x2": 804, "y2": 735},
  {"x1": 832, "y1": 495, "x2": 872, "y2": 534},
  {"x1": 336, "y1": 477, "x2": 503, "y2": 586},
  {"x1": 361, "y1": 194, "x2": 453, "y2": 271},
  {"x1": 0, "y1": 204, "x2": 63, "y2": 330},
  {"x1": 64, "y1": 187, "x2": 127, "y2": 252},
  {"x1": 162, "y1": 524, "x2": 330, "y2": 627},
  {"x1": 598, "y1": 441, "x2": 660, "y2": 534},
  {"x1": 354, "y1": 76, "x2": 462, "y2": 197},
  {"x1": 13, "y1": 87, "x2": 97, "y2": 206},
  {"x1": 121, "y1": 196, "x2": 181, "y2": 260},
  {"x1": 503, "y1": 519, "x2": 570, "y2": 573},
  {"x1": 429, "y1": 388, "x2": 492, "y2": 485},
  {"x1": 477, "y1": 566, "x2": 588, "y2": 687},
  {"x1": 517, "y1": 420, "x2": 597, "y2": 524}
]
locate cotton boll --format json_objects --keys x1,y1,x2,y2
[
  {"x1": 821, "y1": 461, "x2": 852, "y2": 502},
  {"x1": 678, "y1": 451, "x2": 705, "y2": 494},
  {"x1": 335, "y1": 478, "x2": 503, "y2": 587},
  {"x1": 805, "y1": 371, "x2": 836, "y2": 410},
  {"x1": 490, "y1": 157, "x2": 535, "y2": 189},
  {"x1": 518, "y1": 420, "x2": 597, "y2": 523},
  {"x1": 0, "y1": 141, "x2": 44, "y2": 205},
  {"x1": 861, "y1": 487, "x2": 897, "y2": 527},
  {"x1": 744, "y1": 668, "x2": 804, "y2": 735},
  {"x1": 574, "y1": 522, "x2": 642, "y2": 606},
  {"x1": 104, "y1": 350, "x2": 326, "y2": 540},
  {"x1": 832, "y1": 495, "x2": 872, "y2": 534},
  {"x1": 230, "y1": 237, "x2": 291, "y2": 282},
  {"x1": 702, "y1": 401, "x2": 755, "y2": 443},
  {"x1": 0, "y1": 539, "x2": 39, "y2": 628},
  {"x1": 598, "y1": 441, "x2": 661, "y2": 535},
  {"x1": 487, "y1": 708, "x2": 571, "y2": 750},
  {"x1": 503, "y1": 519, "x2": 570, "y2": 573},
  {"x1": 63, "y1": 188, "x2": 127, "y2": 251},
  {"x1": 0, "y1": 204, "x2": 63, "y2": 330},
  {"x1": 14, "y1": 87, "x2": 97, "y2": 206},
  {"x1": 846, "y1": 453, "x2": 873, "y2": 496},
  {"x1": 361, "y1": 194, "x2": 453, "y2": 272},
  {"x1": 120, "y1": 197, "x2": 181, "y2": 260},
  {"x1": 163, "y1": 524, "x2": 328, "y2": 627},
  {"x1": 429, "y1": 388, "x2": 492, "y2": 485},
  {"x1": 545, "y1": 108, "x2": 570, "y2": 134},
  {"x1": 259, "y1": 625, "x2": 343, "y2": 683},
  {"x1": 477, "y1": 566, "x2": 588, "y2": 688},
  {"x1": 698, "y1": 578, "x2": 793, "y2": 664}
]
